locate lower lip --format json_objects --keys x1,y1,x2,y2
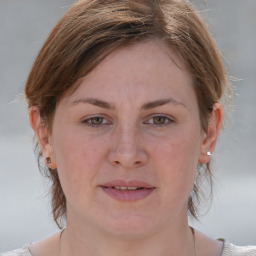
[{"x1": 101, "y1": 187, "x2": 154, "y2": 201}]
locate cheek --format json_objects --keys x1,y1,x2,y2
[
  {"x1": 148, "y1": 130, "x2": 201, "y2": 200},
  {"x1": 152, "y1": 132, "x2": 200, "y2": 173},
  {"x1": 52, "y1": 126, "x2": 108, "y2": 196}
]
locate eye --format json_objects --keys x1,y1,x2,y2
[
  {"x1": 82, "y1": 116, "x2": 111, "y2": 127},
  {"x1": 152, "y1": 116, "x2": 168, "y2": 125},
  {"x1": 144, "y1": 115, "x2": 174, "y2": 126}
]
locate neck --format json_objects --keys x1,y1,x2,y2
[{"x1": 60, "y1": 216, "x2": 195, "y2": 256}]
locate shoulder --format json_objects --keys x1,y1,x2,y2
[
  {"x1": 221, "y1": 240, "x2": 256, "y2": 256},
  {"x1": 1, "y1": 231, "x2": 62, "y2": 256},
  {"x1": 1, "y1": 245, "x2": 32, "y2": 256}
]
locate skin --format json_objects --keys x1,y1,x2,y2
[{"x1": 29, "y1": 40, "x2": 223, "y2": 256}]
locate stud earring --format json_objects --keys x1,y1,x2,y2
[
  {"x1": 207, "y1": 151, "x2": 211, "y2": 156},
  {"x1": 46, "y1": 157, "x2": 52, "y2": 164}
]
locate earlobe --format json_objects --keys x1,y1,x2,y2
[
  {"x1": 198, "y1": 103, "x2": 223, "y2": 164},
  {"x1": 29, "y1": 107, "x2": 57, "y2": 169}
]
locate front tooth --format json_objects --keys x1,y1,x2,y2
[{"x1": 113, "y1": 186, "x2": 139, "y2": 190}]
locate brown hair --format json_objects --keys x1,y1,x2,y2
[{"x1": 25, "y1": 0, "x2": 232, "y2": 228}]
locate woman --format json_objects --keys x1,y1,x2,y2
[{"x1": 2, "y1": 0, "x2": 256, "y2": 255}]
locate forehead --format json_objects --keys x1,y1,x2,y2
[{"x1": 62, "y1": 39, "x2": 194, "y2": 106}]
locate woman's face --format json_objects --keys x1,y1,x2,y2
[{"x1": 45, "y1": 40, "x2": 214, "y2": 237}]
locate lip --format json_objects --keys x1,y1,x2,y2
[
  {"x1": 101, "y1": 180, "x2": 154, "y2": 189},
  {"x1": 100, "y1": 180, "x2": 155, "y2": 202}
]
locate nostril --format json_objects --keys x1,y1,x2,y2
[
  {"x1": 108, "y1": 149, "x2": 148, "y2": 168},
  {"x1": 113, "y1": 160, "x2": 141, "y2": 166}
]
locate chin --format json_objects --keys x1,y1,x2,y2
[{"x1": 100, "y1": 212, "x2": 159, "y2": 239}]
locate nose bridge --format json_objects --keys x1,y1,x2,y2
[
  {"x1": 108, "y1": 121, "x2": 147, "y2": 168},
  {"x1": 115, "y1": 123, "x2": 139, "y2": 158}
]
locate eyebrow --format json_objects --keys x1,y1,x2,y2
[
  {"x1": 141, "y1": 98, "x2": 187, "y2": 110},
  {"x1": 72, "y1": 98, "x2": 115, "y2": 110},
  {"x1": 71, "y1": 97, "x2": 186, "y2": 110}
]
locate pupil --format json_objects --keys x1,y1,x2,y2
[
  {"x1": 92, "y1": 117, "x2": 102, "y2": 124},
  {"x1": 153, "y1": 116, "x2": 165, "y2": 124}
]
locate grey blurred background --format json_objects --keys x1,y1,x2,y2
[{"x1": 0, "y1": 0, "x2": 255, "y2": 252}]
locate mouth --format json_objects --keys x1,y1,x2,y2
[
  {"x1": 100, "y1": 181, "x2": 155, "y2": 201},
  {"x1": 107, "y1": 186, "x2": 145, "y2": 190}
]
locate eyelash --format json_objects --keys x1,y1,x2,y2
[
  {"x1": 82, "y1": 114, "x2": 174, "y2": 128},
  {"x1": 143, "y1": 114, "x2": 174, "y2": 127},
  {"x1": 82, "y1": 115, "x2": 112, "y2": 127}
]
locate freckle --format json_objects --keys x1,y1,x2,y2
[{"x1": 72, "y1": 177, "x2": 78, "y2": 185}]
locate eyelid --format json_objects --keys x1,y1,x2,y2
[
  {"x1": 81, "y1": 114, "x2": 112, "y2": 127},
  {"x1": 143, "y1": 114, "x2": 175, "y2": 126}
]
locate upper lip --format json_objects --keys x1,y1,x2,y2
[{"x1": 101, "y1": 180, "x2": 155, "y2": 189}]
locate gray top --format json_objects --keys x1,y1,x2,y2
[
  {"x1": 1, "y1": 244, "x2": 31, "y2": 256},
  {"x1": 220, "y1": 240, "x2": 256, "y2": 256},
  {"x1": 2, "y1": 241, "x2": 256, "y2": 255}
]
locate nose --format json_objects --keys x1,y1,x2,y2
[{"x1": 107, "y1": 126, "x2": 148, "y2": 169}]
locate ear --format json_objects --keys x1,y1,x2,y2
[
  {"x1": 29, "y1": 106, "x2": 57, "y2": 169},
  {"x1": 198, "y1": 103, "x2": 223, "y2": 164}
]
